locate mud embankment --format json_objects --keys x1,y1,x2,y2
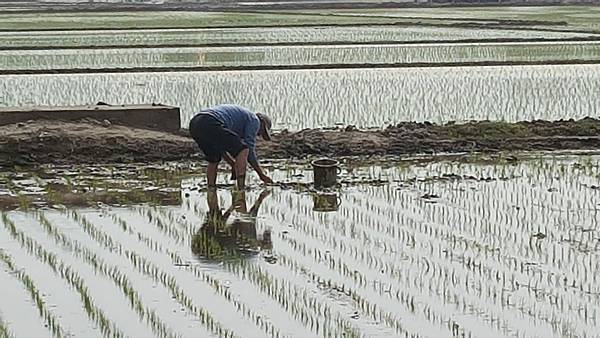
[{"x1": 1, "y1": 118, "x2": 599, "y2": 167}]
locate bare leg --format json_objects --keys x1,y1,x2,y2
[
  {"x1": 207, "y1": 162, "x2": 219, "y2": 187},
  {"x1": 234, "y1": 149, "x2": 249, "y2": 189},
  {"x1": 223, "y1": 153, "x2": 236, "y2": 169},
  {"x1": 223, "y1": 153, "x2": 237, "y2": 180}
]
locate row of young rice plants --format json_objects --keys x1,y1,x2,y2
[
  {"x1": 3, "y1": 42, "x2": 600, "y2": 71},
  {"x1": 0, "y1": 213, "x2": 130, "y2": 338},
  {"x1": 0, "y1": 26, "x2": 592, "y2": 49},
  {"x1": 1, "y1": 65, "x2": 599, "y2": 130},
  {"x1": 325, "y1": 6, "x2": 600, "y2": 32},
  {"x1": 0, "y1": 312, "x2": 14, "y2": 338},
  {"x1": 259, "y1": 156, "x2": 599, "y2": 337},
  {"x1": 128, "y1": 200, "x2": 362, "y2": 337},
  {"x1": 0, "y1": 155, "x2": 597, "y2": 336}
]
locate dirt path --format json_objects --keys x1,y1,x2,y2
[
  {"x1": 4, "y1": 59, "x2": 600, "y2": 75},
  {"x1": 1, "y1": 118, "x2": 599, "y2": 167}
]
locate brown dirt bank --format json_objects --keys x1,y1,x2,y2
[{"x1": 1, "y1": 117, "x2": 599, "y2": 167}]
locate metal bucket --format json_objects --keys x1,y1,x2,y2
[
  {"x1": 311, "y1": 158, "x2": 340, "y2": 188},
  {"x1": 313, "y1": 193, "x2": 341, "y2": 212}
]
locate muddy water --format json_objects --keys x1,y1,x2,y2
[
  {"x1": 1, "y1": 64, "x2": 600, "y2": 130},
  {"x1": 0, "y1": 152, "x2": 598, "y2": 337}
]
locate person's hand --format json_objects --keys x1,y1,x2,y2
[{"x1": 259, "y1": 174, "x2": 273, "y2": 184}]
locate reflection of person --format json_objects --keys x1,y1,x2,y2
[
  {"x1": 191, "y1": 189, "x2": 272, "y2": 261},
  {"x1": 189, "y1": 104, "x2": 274, "y2": 190}
]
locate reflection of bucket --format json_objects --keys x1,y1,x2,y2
[
  {"x1": 313, "y1": 193, "x2": 341, "y2": 212},
  {"x1": 311, "y1": 158, "x2": 340, "y2": 188}
]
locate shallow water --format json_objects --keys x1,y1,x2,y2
[
  {"x1": 1, "y1": 64, "x2": 599, "y2": 129},
  {"x1": 0, "y1": 152, "x2": 599, "y2": 337},
  {"x1": 2, "y1": 41, "x2": 600, "y2": 71}
]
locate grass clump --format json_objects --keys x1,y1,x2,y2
[{"x1": 444, "y1": 121, "x2": 532, "y2": 139}]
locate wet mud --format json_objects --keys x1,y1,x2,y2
[{"x1": 1, "y1": 117, "x2": 599, "y2": 167}]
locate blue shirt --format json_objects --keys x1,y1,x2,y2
[{"x1": 201, "y1": 104, "x2": 260, "y2": 165}]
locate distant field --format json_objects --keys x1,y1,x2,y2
[
  {"x1": 0, "y1": 25, "x2": 593, "y2": 50},
  {"x1": 0, "y1": 11, "x2": 397, "y2": 31},
  {"x1": 2, "y1": 42, "x2": 600, "y2": 71},
  {"x1": 2, "y1": 6, "x2": 600, "y2": 32},
  {"x1": 314, "y1": 6, "x2": 600, "y2": 33}
]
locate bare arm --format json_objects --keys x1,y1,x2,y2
[{"x1": 250, "y1": 160, "x2": 273, "y2": 184}]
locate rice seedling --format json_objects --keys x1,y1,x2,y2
[
  {"x1": 0, "y1": 24, "x2": 591, "y2": 49},
  {"x1": 102, "y1": 210, "x2": 286, "y2": 337},
  {"x1": 59, "y1": 210, "x2": 255, "y2": 337},
  {"x1": 0, "y1": 318, "x2": 13, "y2": 338},
  {"x1": 1, "y1": 153, "x2": 598, "y2": 336},
  {"x1": 0, "y1": 251, "x2": 55, "y2": 338},
  {"x1": 33, "y1": 211, "x2": 179, "y2": 338},
  {"x1": 1, "y1": 213, "x2": 125, "y2": 338},
  {"x1": 3, "y1": 41, "x2": 600, "y2": 71},
  {"x1": 1, "y1": 65, "x2": 599, "y2": 130}
]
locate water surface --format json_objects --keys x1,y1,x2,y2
[{"x1": 0, "y1": 153, "x2": 598, "y2": 337}]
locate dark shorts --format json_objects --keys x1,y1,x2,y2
[{"x1": 189, "y1": 113, "x2": 247, "y2": 163}]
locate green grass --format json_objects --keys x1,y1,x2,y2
[{"x1": 0, "y1": 11, "x2": 396, "y2": 31}]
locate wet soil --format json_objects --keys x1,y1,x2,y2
[{"x1": 1, "y1": 117, "x2": 600, "y2": 167}]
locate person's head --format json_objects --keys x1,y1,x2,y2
[{"x1": 256, "y1": 113, "x2": 272, "y2": 141}]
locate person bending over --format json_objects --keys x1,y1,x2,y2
[{"x1": 189, "y1": 104, "x2": 273, "y2": 189}]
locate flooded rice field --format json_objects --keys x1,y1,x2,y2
[
  {"x1": 2, "y1": 41, "x2": 600, "y2": 71},
  {"x1": 1, "y1": 64, "x2": 599, "y2": 130},
  {"x1": 0, "y1": 152, "x2": 599, "y2": 337},
  {"x1": 0, "y1": 26, "x2": 593, "y2": 49},
  {"x1": 1, "y1": 6, "x2": 600, "y2": 338},
  {"x1": 328, "y1": 6, "x2": 600, "y2": 32}
]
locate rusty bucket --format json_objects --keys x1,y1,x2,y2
[{"x1": 311, "y1": 158, "x2": 340, "y2": 188}]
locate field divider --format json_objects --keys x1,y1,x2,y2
[
  {"x1": 3, "y1": 59, "x2": 600, "y2": 75},
  {"x1": 3, "y1": 36, "x2": 600, "y2": 51}
]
